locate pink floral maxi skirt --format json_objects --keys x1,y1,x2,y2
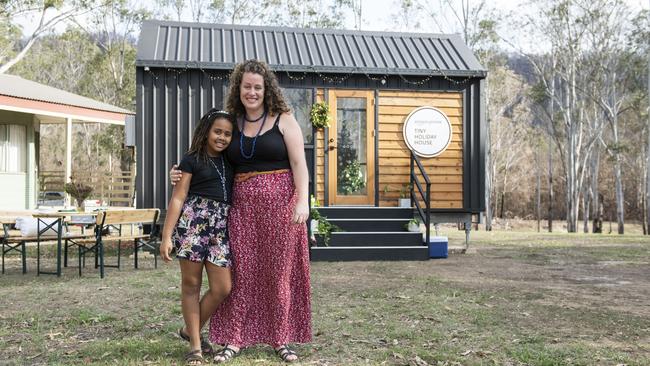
[{"x1": 209, "y1": 171, "x2": 312, "y2": 347}]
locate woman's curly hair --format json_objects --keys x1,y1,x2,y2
[{"x1": 225, "y1": 59, "x2": 290, "y2": 118}]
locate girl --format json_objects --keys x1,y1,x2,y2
[{"x1": 160, "y1": 109, "x2": 235, "y2": 366}]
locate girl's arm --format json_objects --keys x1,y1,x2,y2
[
  {"x1": 160, "y1": 172, "x2": 192, "y2": 262},
  {"x1": 280, "y1": 113, "x2": 309, "y2": 224}
]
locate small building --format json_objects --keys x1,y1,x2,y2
[
  {"x1": 135, "y1": 20, "x2": 486, "y2": 259},
  {"x1": 0, "y1": 74, "x2": 133, "y2": 209}
]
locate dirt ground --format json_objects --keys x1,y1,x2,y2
[{"x1": 0, "y1": 229, "x2": 649, "y2": 365}]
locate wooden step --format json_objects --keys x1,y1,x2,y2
[
  {"x1": 326, "y1": 218, "x2": 411, "y2": 232},
  {"x1": 316, "y1": 232, "x2": 423, "y2": 247},
  {"x1": 310, "y1": 246, "x2": 429, "y2": 261},
  {"x1": 316, "y1": 207, "x2": 413, "y2": 219}
]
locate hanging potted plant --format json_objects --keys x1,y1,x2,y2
[{"x1": 310, "y1": 102, "x2": 331, "y2": 129}]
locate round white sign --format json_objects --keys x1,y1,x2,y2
[{"x1": 402, "y1": 106, "x2": 453, "y2": 158}]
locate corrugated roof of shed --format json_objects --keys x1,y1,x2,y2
[
  {"x1": 0, "y1": 74, "x2": 133, "y2": 114},
  {"x1": 136, "y1": 20, "x2": 486, "y2": 78}
]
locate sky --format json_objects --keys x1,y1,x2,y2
[
  {"x1": 349, "y1": 0, "x2": 648, "y2": 32},
  {"x1": 344, "y1": 0, "x2": 649, "y2": 54},
  {"x1": 12, "y1": 0, "x2": 650, "y2": 51}
]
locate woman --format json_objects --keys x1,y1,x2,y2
[{"x1": 171, "y1": 59, "x2": 311, "y2": 363}]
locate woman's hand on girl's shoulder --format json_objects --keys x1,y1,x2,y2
[{"x1": 170, "y1": 164, "x2": 182, "y2": 185}]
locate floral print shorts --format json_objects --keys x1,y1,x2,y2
[{"x1": 172, "y1": 195, "x2": 232, "y2": 267}]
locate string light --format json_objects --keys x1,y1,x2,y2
[
  {"x1": 199, "y1": 67, "x2": 228, "y2": 81},
  {"x1": 285, "y1": 71, "x2": 307, "y2": 81},
  {"x1": 142, "y1": 65, "x2": 478, "y2": 86}
]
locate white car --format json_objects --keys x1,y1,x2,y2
[{"x1": 38, "y1": 191, "x2": 65, "y2": 206}]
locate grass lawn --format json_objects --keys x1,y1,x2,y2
[{"x1": 0, "y1": 229, "x2": 649, "y2": 365}]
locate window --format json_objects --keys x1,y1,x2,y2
[
  {"x1": 282, "y1": 88, "x2": 314, "y2": 144},
  {"x1": 0, "y1": 124, "x2": 27, "y2": 173}
]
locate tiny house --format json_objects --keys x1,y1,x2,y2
[{"x1": 135, "y1": 21, "x2": 486, "y2": 260}]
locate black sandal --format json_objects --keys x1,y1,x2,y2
[
  {"x1": 178, "y1": 328, "x2": 213, "y2": 354},
  {"x1": 275, "y1": 345, "x2": 299, "y2": 363},
  {"x1": 213, "y1": 345, "x2": 240, "y2": 363},
  {"x1": 184, "y1": 349, "x2": 203, "y2": 365}
]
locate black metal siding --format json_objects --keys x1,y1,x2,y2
[
  {"x1": 461, "y1": 79, "x2": 485, "y2": 213},
  {"x1": 136, "y1": 68, "x2": 227, "y2": 209},
  {"x1": 136, "y1": 67, "x2": 485, "y2": 213}
]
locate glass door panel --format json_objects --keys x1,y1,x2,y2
[{"x1": 327, "y1": 90, "x2": 375, "y2": 205}]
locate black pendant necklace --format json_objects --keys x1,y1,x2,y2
[{"x1": 244, "y1": 109, "x2": 266, "y2": 123}]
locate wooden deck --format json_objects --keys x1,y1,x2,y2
[{"x1": 39, "y1": 170, "x2": 135, "y2": 207}]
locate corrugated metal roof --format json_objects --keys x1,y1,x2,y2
[
  {"x1": 137, "y1": 20, "x2": 486, "y2": 78},
  {"x1": 0, "y1": 74, "x2": 133, "y2": 114}
]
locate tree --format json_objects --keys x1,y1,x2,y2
[
  {"x1": 12, "y1": 29, "x2": 98, "y2": 91},
  {"x1": 392, "y1": 0, "x2": 501, "y2": 229},
  {"x1": 73, "y1": 0, "x2": 148, "y2": 109},
  {"x1": 575, "y1": 0, "x2": 635, "y2": 234},
  {"x1": 154, "y1": 0, "x2": 348, "y2": 28},
  {"x1": 0, "y1": 0, "x2": 96, "y2": 74},
  {"x1": 628, "y1": 9, "x2": 650, "y2": 234},
  {"x1": 512, "y1": 0, "x2": 614, "y2": 232}
]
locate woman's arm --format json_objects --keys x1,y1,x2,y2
[
  {"x1": 160, "y1": 172, "x2": 192, "y2": 262},
  {"x1": 280, "y1": 113, "x2": 309, "y2": 224}
]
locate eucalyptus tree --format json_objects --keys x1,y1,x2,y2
[
  {"x1": 0, "y1": 0, "x2": 98, "y2": 74},
  {"x1": 73, "y1": 0, "x2": 148, "y2": 109},
  {"x1": 177, "y1": 0, "x2": 349, "y2": 28},
  {"x1": 514, "y1": 0, "x2": 612, "y2": 232},
  {"x1": 582, "y1": 0, "x2": 635, "y2": 234},
  {"x1": 391, "y1": 0, "x2": 502, "y2": 229},
  {"x1": 628, "y1": 9, "x2": 650, "y2": 234}
]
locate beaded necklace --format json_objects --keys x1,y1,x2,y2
[
  {"x1": 239, "y1": 109, "x2": 267, "y2": 159},
  {"x1": 208, "y1": 155, "x2": 227, "y2": 199}
]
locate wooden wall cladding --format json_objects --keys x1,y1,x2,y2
[{"x1": 377, "y1": 91, "x2": 463, "y2": 208}]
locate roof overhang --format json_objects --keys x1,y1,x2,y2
[
  {"x1": 135, "y1": 60, "x2": 487, "y2": 78},
  {"x1": 136, "y1": 20, "x2": 488, "y2": 80},
  {"x1": 0, "y1": 94, "x2": 131, "y2": 125}
]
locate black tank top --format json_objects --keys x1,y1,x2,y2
[{"x1": 226, "y1": 114, "x2": 291, "y2": 173}]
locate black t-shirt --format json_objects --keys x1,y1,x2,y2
[
  {"x1": 178, "y1": 153, "x2": 234, "y2": 203},
  {"x1": 226, "y1": 114, "x2": 291, "y2": 173}
]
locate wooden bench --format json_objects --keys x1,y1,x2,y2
[
  {"x1": 1, "y1": 213, "x2": 31, "y2": 274},
  {"x1": 0, "y1": 211, "x2": 92, "y2": 275},
  {"x1": 71, "y1": 208, "x2": 160, "y2": 278}
]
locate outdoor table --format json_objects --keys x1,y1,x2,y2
[{"x1": 33, "y1": 211, "x2": 98, "y2": 276}]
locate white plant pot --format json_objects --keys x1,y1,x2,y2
[
  {"x1": 407, "y1": 222, "x2": 420, "y2": 232},
  {"x1": 399, "y1": 198, "x2": 411, "y2": 208},
  {"x1": 310, "y1": 219, "x2": 319, "y2": 233}
]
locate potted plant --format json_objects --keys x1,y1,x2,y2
[
  {"x1": 399, "y1": 183, "x2": 411, "y2": 207},
  {"x1": 310, "y1": 102, "x2": 331, "y2": 129},
  {"x1": 309, "y1": 195, "x2": 320, "y2": 236},
  {"x1": 309, "y1": 197, "x2": 341, "y2": 246},
  {"x1": 64, "y1": 177, "x2": 94, "y2": 212},
  {"x1": 406, "y1": 218, "x2": 421, "y2": 232}
]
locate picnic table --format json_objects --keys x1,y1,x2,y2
[
  {"x1": 33, "y1": 211, "x2": 98, "y2": 276},
  {"x1": 3, "y1": 208, "x2": 160, "y2": 278}
]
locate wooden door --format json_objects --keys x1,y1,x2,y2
[{"x1": 327, "y1": 90, "x2": 375, "y2": 205}]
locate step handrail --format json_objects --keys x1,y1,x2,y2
[{"x1": 409, "y1": 151, "x2": 431, "y2": 245}]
